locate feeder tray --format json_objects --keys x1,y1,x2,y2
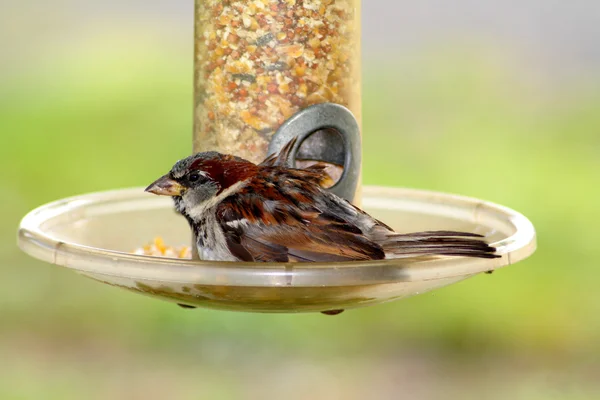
[
  {"x1": 17, "y1": 0, "x2": 536, "y2": 314},
  {"x1": 17, "y1": 186, "x2": 535, "y2": 313}
]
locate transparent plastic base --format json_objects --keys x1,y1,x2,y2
[{"x1": 17, "y1": 186, "x2": 536, "y2": 313}]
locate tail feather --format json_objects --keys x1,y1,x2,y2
[
  {"x1": 391, "y1": 230, "x2": 485, "y2": 238},
  {"x1": 381, "y1": 230, "x2": 500, "y2": 259}
]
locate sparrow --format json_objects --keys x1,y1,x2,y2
[{"x1": 145, "y1": 139, "x2": 499, "y2": 263}]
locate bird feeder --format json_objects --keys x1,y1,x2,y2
[
  {"x1": 17, "y1": 0, "x2": 536, "y2": 314},
  {"x1": 193, "y1": 0, "x2": 362, "y2": 201}
]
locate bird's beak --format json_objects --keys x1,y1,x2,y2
[{"x1": 145, "y1": 175, "x2": 184, "y2": 196}]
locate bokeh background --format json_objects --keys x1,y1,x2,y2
[{"x1": 2, "y1": 1, "x2": 599, "y2": 399}]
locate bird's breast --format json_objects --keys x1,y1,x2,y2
[{"x1": 195, "y1": 212, "x2": 239, "y2": 262}]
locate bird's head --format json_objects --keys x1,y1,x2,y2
[{"x1": 145, "y1": 152, "x2": 257, "y2": 215}]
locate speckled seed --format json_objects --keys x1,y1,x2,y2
[{"x1": 193, "y1": 0, "x2": 360, "y2": 163}]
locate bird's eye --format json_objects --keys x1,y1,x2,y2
[{"x1": 188, "y1": 172, "x2": 202, "y2": 183}]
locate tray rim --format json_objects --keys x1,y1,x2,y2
[{"x1": 17, "y1": 185, "x2": 536, "y2": 287}]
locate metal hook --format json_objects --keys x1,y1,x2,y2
[{"x1": 267, "y1": 103, "x2": 361, "y2": 202}]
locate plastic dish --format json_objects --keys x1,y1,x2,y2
[{"x1": 17, "y1": 186, "x2": 536, "y2": 313}]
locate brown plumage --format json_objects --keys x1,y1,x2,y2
[{"x1": 145, "y1": 139, "x2": 499, "y2": 263}]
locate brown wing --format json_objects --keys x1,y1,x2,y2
[
  {"x1": 217, "y1": 166, "x2": 498, "y2": 262},
  {"x1": 259, "y1": 138, "x2": 335, "y2": 188},
  {"x1": 259, "y1": 137, "x2": 298, "y2": 167},
  {"x1": 216, "y1": 172, "x2": 386, "y2": 263}
]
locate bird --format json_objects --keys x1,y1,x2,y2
[{"x1": 145, "y1": 138, "x2": 499, "y2": 263}]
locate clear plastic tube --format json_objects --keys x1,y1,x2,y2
[{"x1": 193, "y1": 0, "x2": 361, "y2": 164}]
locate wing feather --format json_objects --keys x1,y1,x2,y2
[
  {"x1": 216, "y1": 167, "x2": 498, "y2": 262},
  {"x1": 217, "y1": 174, "x2": 386, "y2": 262}
]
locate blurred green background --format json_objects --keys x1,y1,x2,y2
[{"x1": 2, "y1": 1, "x2": 599, "y2": 399}]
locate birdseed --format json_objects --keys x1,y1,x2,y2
[
  {"x1": 193, "y1": 0, "x2": 361, "y2": 163},
  {"x1": 134, "y1": 237, "x2": 192, "y2": 259}
]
